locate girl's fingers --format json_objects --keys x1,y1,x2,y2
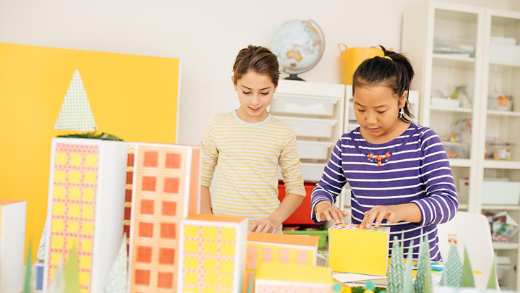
[
  {"x1": 374, "y1": 210, "x2": 387, "y2": 227},
  {"x1": 362, "y1": 210, "x2": 378, "y2": 229},
  {"x1": 253, "y1": 223, "x2": 264, "y2": 233},
  {"x1": 323, "y1": 210, "x2": 333, "y2": 222},
  {"x1": 262, "y1": 224, "x2": 273, "y2": 233},
  {"x1": 333, "y1": 209, "x2": 345, "y2": 224}
]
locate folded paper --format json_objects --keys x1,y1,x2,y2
[{"x1": 328, "y1": 224, "x2": 389, "y2": 276}]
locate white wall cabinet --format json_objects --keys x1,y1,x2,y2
[{"x1": 403, "y1": 0, "x2": 520, "y2": 289}]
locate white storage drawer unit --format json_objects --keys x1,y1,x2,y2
[
  {"x1": 279, "y1": 116, "x2": 337, "y2": 139},
  {"x1": 296, "y1": 141, "x2": 331, "y2": 161},
  {"x1": 301, "y1": 163, "x2": 326, "y2": 182},
  {"x1": 272, "y1": 80, "x2": 346, "y2": 183},
  {"x1": 271, "y1": 95, "x2": 337, "y2": 117}
]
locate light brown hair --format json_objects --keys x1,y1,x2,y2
[{"x1": 232, "y1": 45, "x2": 280, "y2": 87}]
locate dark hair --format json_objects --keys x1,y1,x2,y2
[
  {"x1": 232, "y1": 45, "x2": 280, "y2": 87},
  {"x1": 352, "y1": 46, "x2": 415, "y2": 123}
]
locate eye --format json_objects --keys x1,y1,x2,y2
[
  {"x1": 242, "y1": 91, "x2": 252, "y2": 95},
  {"x1": 260, "y1": 92, "x2": 270, "y2": 96},
  {"x1": 377, "y1": 110, "x2": 386, "y2": 114},
  {"x1": 356, "y1": 108, "x2": 366, "y2": 113}
]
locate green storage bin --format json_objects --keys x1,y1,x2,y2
[{"x1": 283, "y1": 229, "x2": 328, "y2": 250}]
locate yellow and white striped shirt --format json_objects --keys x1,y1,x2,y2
[{"x1": 201, "y1": 111, "x2": 305, "y2": 219}]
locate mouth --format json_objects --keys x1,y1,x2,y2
[
  {"x1": 248, "y1": 106, "x2": 262, "y2": 112},
  {"x1": 365, "y1": 127, "x2": 381, "y2": 133}
]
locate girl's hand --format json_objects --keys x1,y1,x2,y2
[
  {"x1": 360, "y1": 205, "x2": 402, "y2": 229},
  {"x1": 250, "y1": 217, "x2": 281, "y2": 233},
  {"x1": 315, "y1": 201, "x2": 347, "y2": 224}
]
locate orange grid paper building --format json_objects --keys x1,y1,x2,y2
[{"x1": 128, "y1": 144, "x2": 200, "y2": 293}]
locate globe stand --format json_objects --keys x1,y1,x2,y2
[{"x1": 284, "y1": 74, "x2": 305, "y2": 81}]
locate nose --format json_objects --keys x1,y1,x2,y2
[
  {"x1": 251, "y1": 94, "x2": 261, "y2": 106},
  {"x1": 365, "y1": 111, "x2": 377, "y2": 125}
]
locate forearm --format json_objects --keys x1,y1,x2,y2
[
  {"x1": 396, "y1": 203, "x2": 422, "y2": 223},
  {"x1": 199, "y1": 186, "x2": 212, "y2": 214},
  {"x1": 269, "y1": 193, "x2": 304, "y2": 223}
]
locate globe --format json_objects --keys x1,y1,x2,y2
[{"x1": 270, "y1": 19, "x2": 325, "y2": 81}]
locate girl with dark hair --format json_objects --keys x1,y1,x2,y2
[
  {"x1": 311, "y1": 46, "x2": 458, "y2": 260},
  {"x1": 200, "y1": 45, "x2": 305, "y2": 233}
]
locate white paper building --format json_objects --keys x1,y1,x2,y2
[{"x1": 0, "y1": 201, "x2": 27, "y2": 293}]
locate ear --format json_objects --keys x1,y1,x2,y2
[{"x1": 398, "y1": 91, "x2": 408, "y2": 109}]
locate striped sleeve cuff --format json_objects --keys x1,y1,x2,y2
[
  {"x1": 310, "y1": 188, "x2": 335, "y2": 222},
  {"x1": 411, "y1": 199, "x2": 433, "y2": 226}
]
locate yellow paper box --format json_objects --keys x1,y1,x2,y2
[{"x1": 328, "y1": 224, "x2": 389, "y2": 276}]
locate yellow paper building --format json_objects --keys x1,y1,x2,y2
[
  {"x1": 178, "y1": 215, "x2": 248, "y2": 293},
  {"x1": 255, "y1": 262, "x2": 334, "y2": 293},
  {"x1": 0, "y1": 201, "x2": 27, "y2": 293},
  {"x1": 128, "y1": 143, "x2": 200, "y2": 293},
  {"x1": 43, "y1": 138, "x2": 128, "y2": 293},
  {"x1": 328, "y1": 224, "x2": 389, "y2": 276}
]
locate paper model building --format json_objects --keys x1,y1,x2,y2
[
  {"x1": 43, "y1": 138, "x2": 127, "y2": 293},
  {"x1": 328, "y1": 224, "x2": 389, "y2": 276},
  {"x1": 245, "y1": 232, "x2": 319, "y2": 292},
  {"x1": 128, "y1": 143, "x2": 200, "y2": 292},
  {"x1": 0, "y1": 201, "x2": 27, "y2": 293},
  {"x1": 177, "y1": 215, "x2": 248, "y2": 293},
  {"x1": 247, "y1": 232, "x2": 319, "y2": 269},
  {"x1": 123, "y1": 147, "x2": 135, "y2": 238},
  {"x1": 254, "y1": 262, "x2": 334, "y2": 293}
]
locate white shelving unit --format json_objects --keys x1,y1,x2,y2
[
  {"x1": 271, "y1": 80, "x2": 345, "y2": 183},
  {"x1": 403, "y1": 0, "x2": 520, "y2": 289}
]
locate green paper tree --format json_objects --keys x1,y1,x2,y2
[
  {"x1": 104, "y1": 236, "x2": 129, "y2": 293},
  {"x1": 23, "y1": 243, "x2": 32, "y2": 293},
  {"x1": 486, "y1": 257, "x2": 498, "y2": 289},
  {"x1": 461, "y1": 246, "x2": 475, "y2": 288},
  {"x1": 402, "y1": 247, "x2": 415, "y2": 293},
  {"x1": 414, "y1": 237, "x2": 432, "y2": 293},
  {"x1": 48, "y1": 260, "x2": 64, "y2": 293},
  {"x1": 64, "y1": 244, "x2": 81, "y2": 293},
  {"x1": 440, "y1": 244, "x2": 463, "y2": 287},
  {"x1": 388, "y1": 236, "x2": 404, "y2": 293}
]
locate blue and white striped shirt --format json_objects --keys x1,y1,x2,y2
[{"x1": 311, "y1": 123, "x2": 458, "y2": 260}]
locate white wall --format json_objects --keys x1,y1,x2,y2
[{"x1": 1, "y1": 0, "x2": 518, "y2": 144}]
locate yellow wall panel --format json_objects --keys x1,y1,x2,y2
[{"x1": 0, "y1": 42, "x2": 180, "y2": 257}]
